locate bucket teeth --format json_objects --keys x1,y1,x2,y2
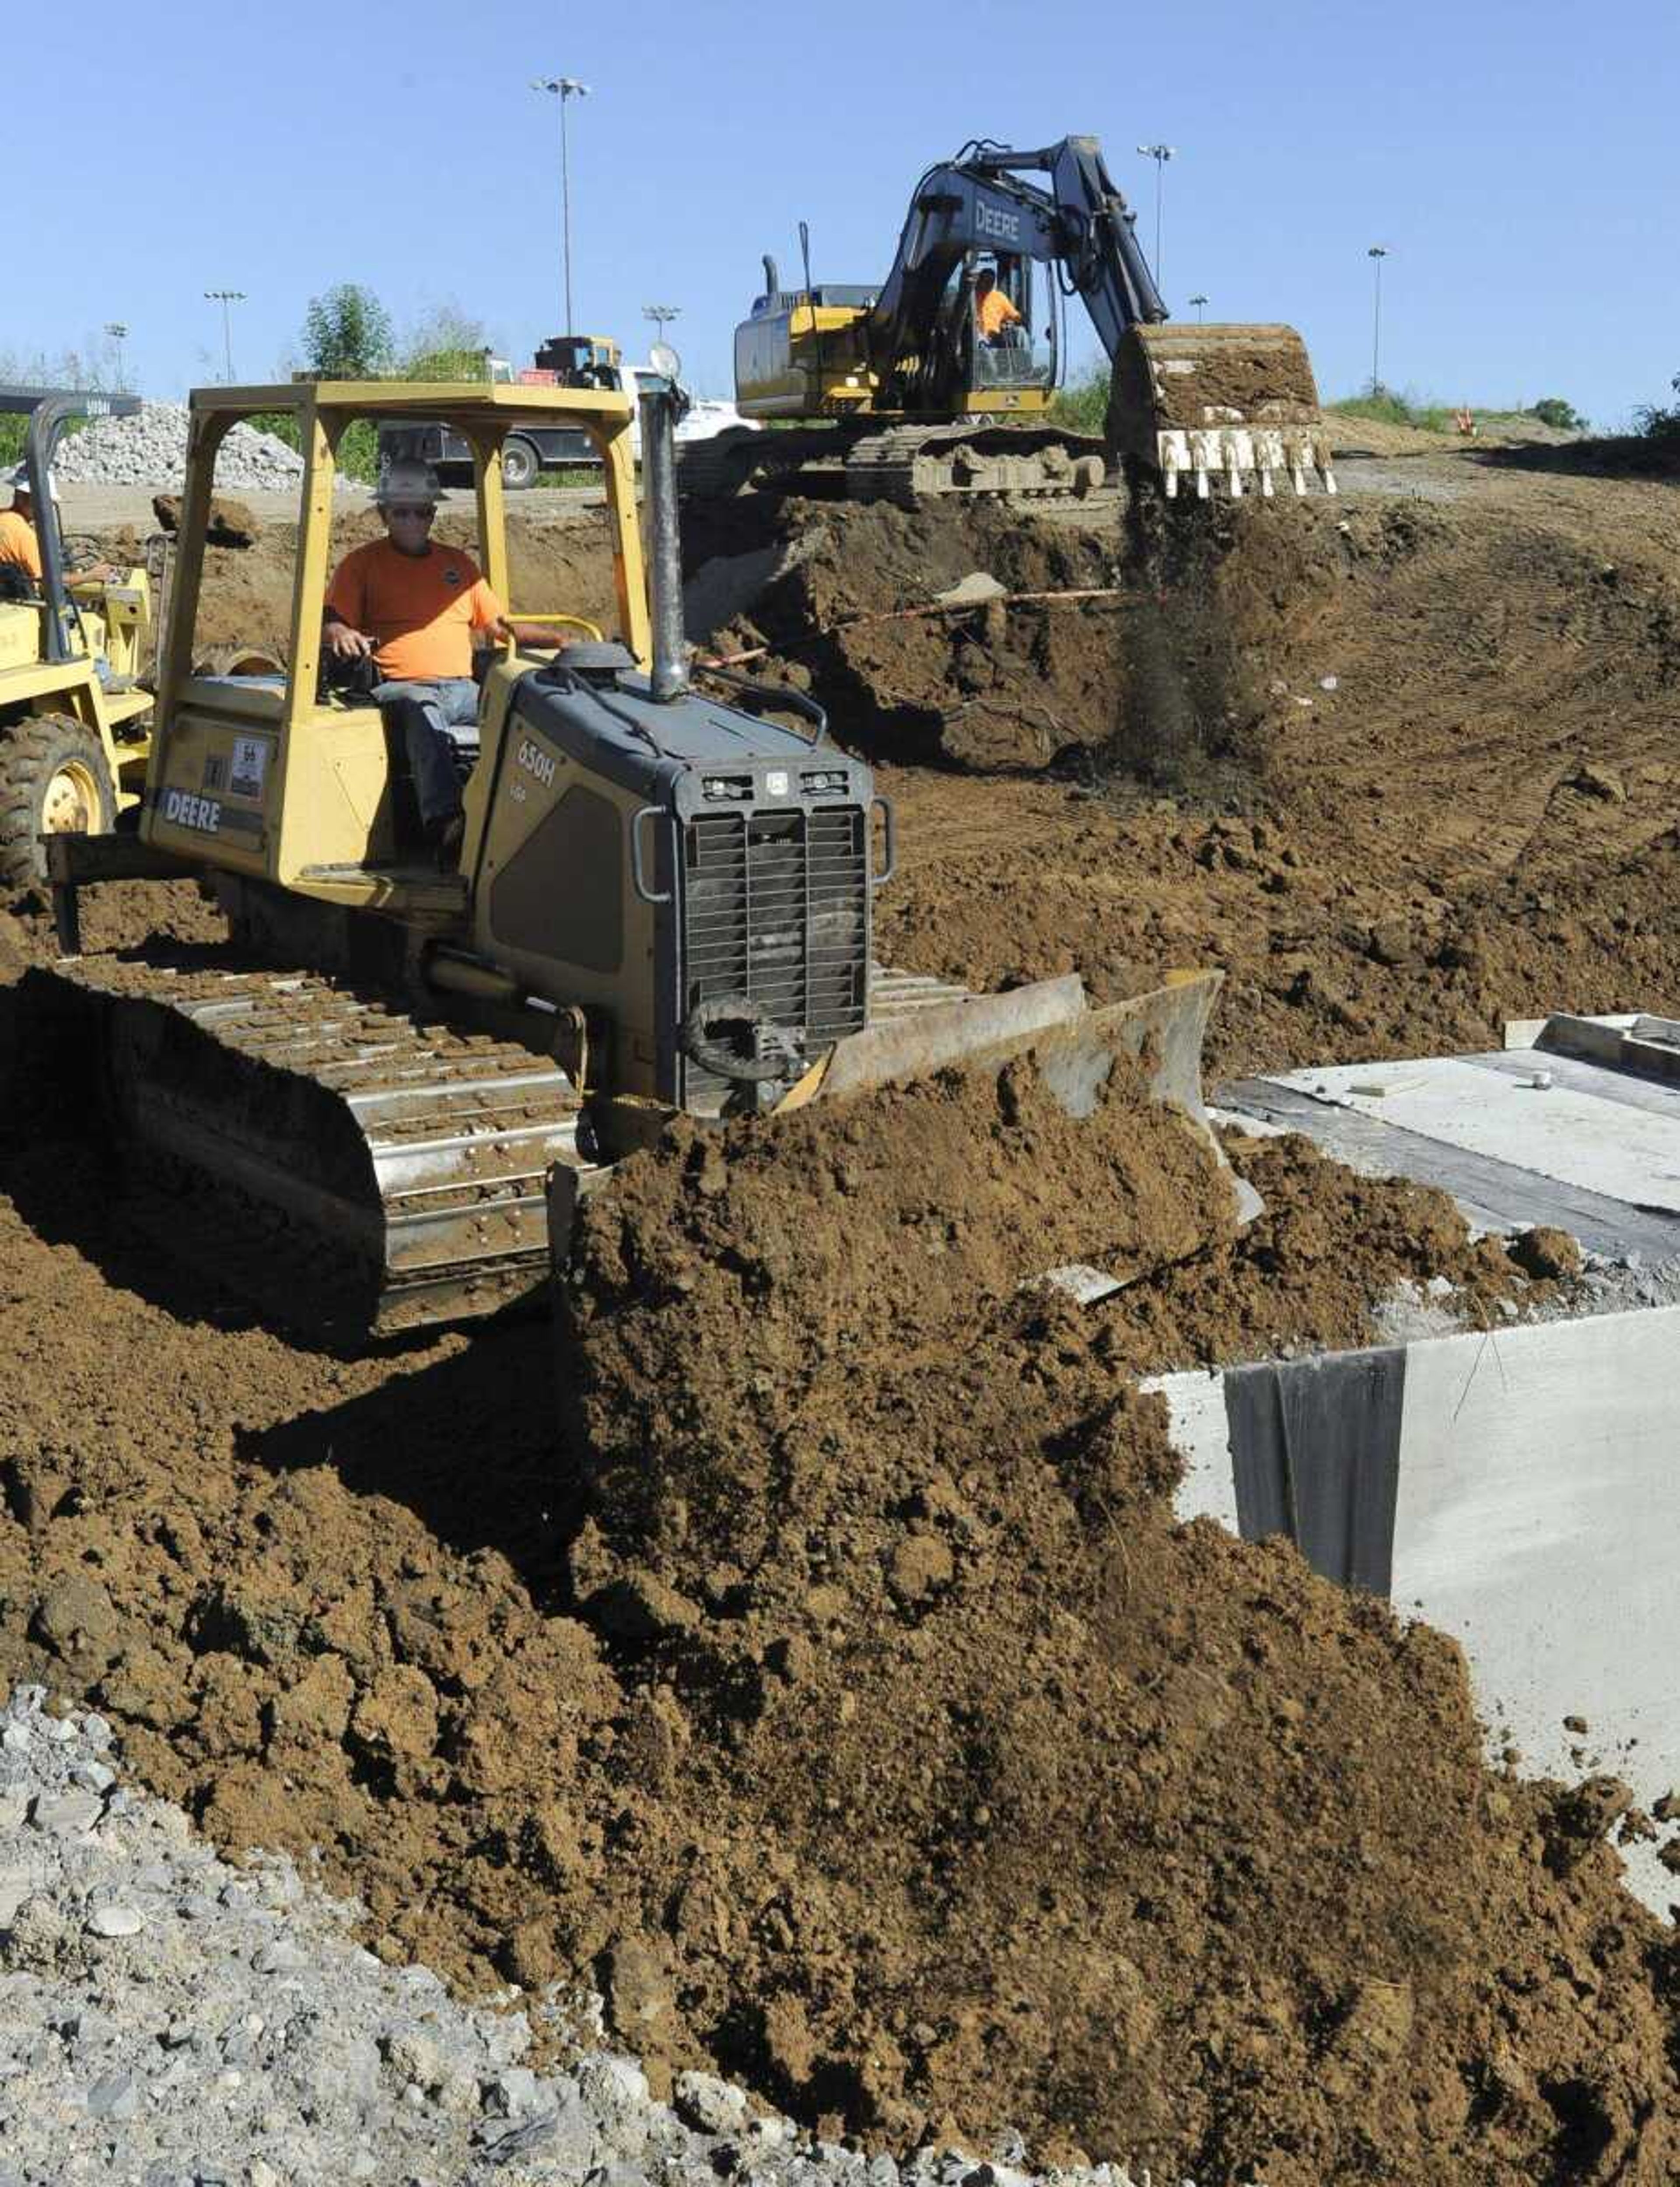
[{"x1": 1154, "y1": 426, "x2": 1332, "y2": 500}]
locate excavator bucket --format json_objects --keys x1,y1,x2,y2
[{"x1": 1107, "y1": 322, "x2": 1335, "y2": 500}]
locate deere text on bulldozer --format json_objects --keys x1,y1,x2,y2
[{"x1": 32, "y1": 364, "x2": 1239, "y2": 1342}]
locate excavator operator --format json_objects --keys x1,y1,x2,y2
[
  {"x1": 973, "y1": 267, "x2": 1024, "y2": 345},
  {"x1": 322, "y1": 458, "x2": 560, "y2": 862}
]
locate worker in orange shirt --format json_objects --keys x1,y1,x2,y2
[
  {"x1": 322, "y1": 459, "x2": 558, "y2": 859},
  {"x1": 0, "y1": 473, "x2": 43, "y2": 584},
  {"x1": 0, "y1": 469, "x2": 119, "y2": 595},
  {"x1": 973, "y1": 267, "x2": 1024, "y2": 345}
]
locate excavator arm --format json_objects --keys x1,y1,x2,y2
[{"x1": 867, "y1": 136, "x2": 1161, "y2": 382}]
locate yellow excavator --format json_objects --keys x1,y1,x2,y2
[
  {"x1": 685, "y1": 135, "x2": 1332, "y2": 508},
  {"x1": 32, "y1": 361, "x2": 1239, "y2": 1341}
]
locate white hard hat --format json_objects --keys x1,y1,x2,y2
[
  {"x1": 375, "y1": 457, "x2": 441, "y2": 509},
  {"x1": 9, "y1": 465, "x2": 58, "y2": 505}
]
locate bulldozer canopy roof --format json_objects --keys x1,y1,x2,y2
[{"x1": 189, "y1": 380, "x2": 635, "y2": 428}]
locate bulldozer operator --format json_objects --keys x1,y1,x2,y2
[{"x1": 322, "y1": 458, "x2": 561, "y2": 860}]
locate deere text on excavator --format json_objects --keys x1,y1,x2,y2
[
  {"x1": 32, "y1": 363, "x2": 1240, "y2": 1342},
  {"x1": 684, "y1": 135, "x2": 1333, "y2": 508}
]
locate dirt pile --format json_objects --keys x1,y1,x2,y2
[
  {"x1": 4, "y1": 884, "x2": 1674, "y2": 2185},
  {"x1": 554, "y1": 1083, "x2": 1678, "y2": 2182},
  {"x1": 687, "y1": 486, "x2": 1362, "y2": 791}
]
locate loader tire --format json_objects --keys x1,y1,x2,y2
[{"x1": 0, "y1": 713, "x2": 117, "y2": 899}]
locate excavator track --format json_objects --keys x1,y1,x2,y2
[
  {"x1": 29, "y1": 955, "x2": 586, "y2": 1342},
  {"x1": 843, "y1": 422, "x2": 1116, "y2": 510}
]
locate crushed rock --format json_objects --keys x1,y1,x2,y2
[
  {"x1": 0, "y1": 1684, "x2": 1218, "y2": 2187},
  {"x1": 50, "y1": 403, "x2": 348, "y2": 493}
]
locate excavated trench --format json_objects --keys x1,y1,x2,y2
[{"x1": 6, "y1": 452, "x2": 1680, "y2": 2181}]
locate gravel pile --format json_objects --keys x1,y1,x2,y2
[
  {"x1": 0, "y1": 1686, "x2": 1206, "y2": 2187},
  {"x1": 49, "y1": 404, "x2": 325, "y2": 493}
]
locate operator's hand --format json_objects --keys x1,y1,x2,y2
[
  {"x1": 505, "y1": 618, "x2": 575, "y2": 651},
  {"x1": 323, "y1": 618, "x2": 374, "y2": 661}
]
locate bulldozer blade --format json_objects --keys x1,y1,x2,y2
[
  {"x1": 801, "y1": 967, "x2": 1228, "y2": 1154},
  {"x1": 1107, "y1": 323, "x2": 1335, "y2": 500}
]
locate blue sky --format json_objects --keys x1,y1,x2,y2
[{"x1": 13, "y1": 0, "x2": 1679, "y2": 426}]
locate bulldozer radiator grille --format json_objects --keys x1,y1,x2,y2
[{"x1": 682, "y1": 807, "x2": 868, "y2": 1089}]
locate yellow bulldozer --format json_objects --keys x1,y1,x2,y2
[
  {"x1": 0, "y1": 390, "x2": 158, "y2": 892},
  {"x1": 684, "y1": 135, "x2": 1333, "y2": 508},
  {"x1": 33, "y1": 360, "x2": 1239, "y2": 1341}
]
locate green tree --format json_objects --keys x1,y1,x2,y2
[
  {"x1": 1635, "y1": 375, "x2": 1680, "y2": 443},
  {"x1": 402, "y1": 301, "x2": 493, "y2": 382},
  {"x1": 1530, "y1": 396, "x2": 1586, "y2": 433},
  {"x1": 302, "y1": 283, "x2": 395, "y2": 379}
]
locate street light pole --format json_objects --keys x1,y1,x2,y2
[
  {"x1": 1367, "y1": 245, "x2": 1389, "y2": 396},
  {"x1": 1136, "y1": 142, "x2": 1176, "y2": 289},
  {"x1": 203, "y1": 291, "x2": 245, "y2": 383},
  {"x1": 1188, "y1": 293, "x2": 1208, "y2": 324},
  {"x1": 104, "y1": 322, "x2": 129, "y2": 390},
  {"x1": 643, "y1": 305, "x2": 680, "y2": 335},
  {"x1": 532, "y1": 77, "x2": 591, "y2": 333}
]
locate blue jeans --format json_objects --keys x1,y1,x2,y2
[{"x1": 371, "y1": 677, "x2": 480, "y2": 828}]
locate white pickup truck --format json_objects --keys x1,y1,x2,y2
[{"x1": 380, "y1": 344, "x2": 760, "y2": 490}]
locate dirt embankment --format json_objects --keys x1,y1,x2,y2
[{"x1": 836, "y1": 477, "x2": 1680, "y2": 1077}]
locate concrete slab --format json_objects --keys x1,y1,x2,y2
[{"x1": 1223, "y1": 1014, "x2": 1680, "y2": 1261}]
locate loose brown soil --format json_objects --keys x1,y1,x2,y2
[
  {"x1": 1133, "y1": 328, "x2": 1323, "y2": 426},
  {"x1": 6, "y1": 442, "x2": 1680, "y2": 2181}
]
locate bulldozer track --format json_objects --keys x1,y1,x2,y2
[{"x1": 32, "y1": 955, "x2": 585, "y2": 1343}]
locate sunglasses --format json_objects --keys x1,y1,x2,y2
[{"x1": 385, "y1": 504, "x2": 435, "y2": 520}]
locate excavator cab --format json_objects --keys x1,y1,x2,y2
[{"x1": 964, "y1": 255, "x2": 1056, "y2": 397}]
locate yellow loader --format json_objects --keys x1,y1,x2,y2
[
  {"x1": 34, "y1": 361, "x2": 1238, "y2": 1340},
  {"x1": 0, "y1": 391, "x2": 157, "y2": 893}
]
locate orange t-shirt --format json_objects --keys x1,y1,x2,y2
[
  {"x1": 0, "y1": 510, "x2": 42, "y2": 580},
  {"x1": 976, "y1": 287, "x2": 1022, "y2": 337},
  {"x1": 325, "y1": 539, "x2": 504, "y2": 682}
]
